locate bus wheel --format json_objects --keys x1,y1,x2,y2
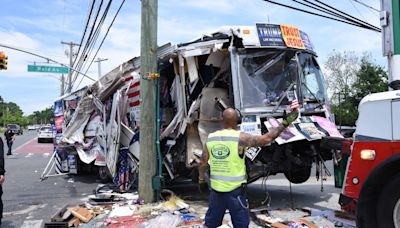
[
  {"x1": 377, "y1": 174, "x2": 400, "y2": 228},
  {"x1": 284, "y1": 167, "x2": 311, "y2": 184}
]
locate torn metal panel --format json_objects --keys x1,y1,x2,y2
[
  {"x1": 196, "y1": 88, "x2": 230, "y2": 147},
  {"x1": 186, "y1": 124, "x2": 202, "y2": 167},
  {"x1": 131, "y1": 43, "x2": 176, "y2": 69},
  {"x1": 61, "y1": 77, "x2": 124, "y2": 141},
  {"x1": 54, "y1": 86, "x2": 88, "y2": 102},
  {"x1": 178, "y1": 39, "x2": 229, "y2": 51},
  {"x1": 205, "y1": 51, "x2": 227, "y2": 68},
  {"x1": 186, "y1": 56, "x2": 199, "y2": 83},
  {"x1": 106, "y1": 91, "x2": 122, "y2": 177},
  {"x1": 161, "y1": 75, "x2": 185, "y2": 139},
  {"x1": 182, "y1": 48, "x2": 211, "y2": 58}
]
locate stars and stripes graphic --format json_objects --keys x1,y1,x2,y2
[
  {"x1": 290, "y1": 100, "x2": 300, "y2": 110},
  {"x1": 125, "y1": 74, "x2": 140, "y2": 108}
]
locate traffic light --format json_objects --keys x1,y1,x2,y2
[{"x1": 0, "y1": 52, "x2": 8, "y2": 70}]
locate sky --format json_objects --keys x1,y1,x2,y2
[{"x1": 0, "y1": 0, "x2": 383, "y2": 115}]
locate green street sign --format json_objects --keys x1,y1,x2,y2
[{"x1": 27, "y1": 65, "x2": 69, "y2": 74}]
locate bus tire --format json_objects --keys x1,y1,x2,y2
[
  {"x1": 284, "y1": 167, "x2": 311, "y2": 184},
  {"x1": 377, "y1": 174, "x2": 400, "y2": 228}
]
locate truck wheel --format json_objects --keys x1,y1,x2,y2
[
  {"x1": 284, "y1": 167, "x2": 311, "y2": 184},
  {"x1": 377, "y1": 174, "x2": 400, "y2": 228}
]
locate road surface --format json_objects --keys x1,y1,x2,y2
[
  {"x1": 0, "y1": 131, "x2": 342, "y2": 227},
  {"x1": 1, "y1": 131, "x2": 101, "y2": 228}
]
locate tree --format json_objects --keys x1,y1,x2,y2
[
  {"x1": 324, "y1": 50, "x2": 359, "y2": 99},
  {"x1": 325, "y1": 52, "x2": 388, "y2": 126},
  {"x1": 28, "y1": 107, "x2": 54, "y2": 125},
  {"x1": 353, "y1": 55, "x2": 388, "y2": 99},
  {"x1": 0, "y1": 100, "x2": 27, "y2": 127}
]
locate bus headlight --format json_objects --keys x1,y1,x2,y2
[{"x1": 360, "y1": 149, "x2": 376, "y2": 160}]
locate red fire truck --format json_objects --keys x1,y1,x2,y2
[{"x1": 339, "y1": 90, "x2": 400, "y2": 228}]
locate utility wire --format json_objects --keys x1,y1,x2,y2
[
  {"x1": 78, "y1": 1, "x2": 112, "y2": 76},
  {"x1": 72, "y1": 0, "x2": 112, "y2": 85},
  {"x1": 301, "y1": 0, "x2": 379, "y2": 31},
  {"x1": 76, "y1": 0, "x2": 126, "y2": 90},
  {"x1": 351, "y1": 0, "x2": 380, "y2": 12},
  {"x1": 72, "y1": 0, "x2": 113, "y2": 87},
  {"x1": 348, "y1": 0, "x2": 367, "y2": 22},
  {"x1": 73, "y1": 0, "x2": 105, "y2": 74},
  {"x1": 313, "y1": 0, "x2": 380, "y2": 31},
  {"x1": 295, "y1": 0, "x2": 359, "y2": 23},
  {"x1": 264, "y1": 0, "x2": 380, "y2": 32},
  {"x1": 84, "y1": 0, "x2": 125, "y2": 75},
  {"x1": 73, "y1": 0, "x2": 96, "y2": 65}
]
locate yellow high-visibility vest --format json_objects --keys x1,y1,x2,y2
[{"x1": 206, "y1": 129, "x2": 246, "y2": 192}]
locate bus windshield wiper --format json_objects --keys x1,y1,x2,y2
[{"x1": 301, "y1": 82, "x2": 324, "y2": 109}]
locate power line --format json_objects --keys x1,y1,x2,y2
[
  {"x1": 84, "y1": 0, "x2": 125, "y2": 75},
  {"x1": 76, "y1": 0, "x2": 126, "y2": 90},
  {"x1": 302, "y1": 0, "x2": 379, "y2": 30},
  {"x1": 351, "y1": 0, "x2": 380, "y2": 13},
  {"x1": 72, "y1": 0, "x2": 112, "y2": 87},
  {"x1": 72, "y1": 0, "x2": 112, "y2": 86},
  {"x1": 73, "y1": 0, "x2": 105, "y2": 74},
  {"x1": 73, "y1": 0, "x2": 96, "y2": 65},
  {"x1": 348, "y1": 0, "x2": 367, "y2": 22},
  {"x1": 264, "y1": 0, "x2": 380, "y2": 32},
  {"x1": 78, "y1": 1, "x2": 112, "y2": 75},
  {"x1": 313, "y1": 0, "x2": 379, "y2": 30},
  {"x1": 296, "y1": 0, "x2": 356, "y2": 22}
]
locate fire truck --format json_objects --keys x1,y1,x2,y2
[{"x1": 339, "y1": 89, "x2": 400, "y2": 228}]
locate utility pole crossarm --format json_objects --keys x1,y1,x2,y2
[
  {"x1": 61, "y1": 41, "x2": 81, "y2": 93},
  {"x1": 94, "y1": 58, "x2": 108, "y2": 78}
]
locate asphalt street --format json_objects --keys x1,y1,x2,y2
[
  {"x1": 0, "y1": 131, "x2": 342, "y2": 227},
  {"x1": 1, "y1": 131, "x2": 101, "y2": 228}
]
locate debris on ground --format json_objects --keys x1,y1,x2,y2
[
  {"x1": 251, "y1": 207, "x2": 356, "y2": 228},
  {"x1": 45, "y1": 187, "x2": 206, "y2": 228},
  {"x1": 45, "y1": 186, "x2": 356, "y2": 228}
]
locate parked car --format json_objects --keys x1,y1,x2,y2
[
  {"x1": 27, "y1": 125, "x2": 36, "y2": 131},
  {"x1": 7, "y1": 124, "x2": 23, "y2": 135},
  {"x1": 37, "y1": 126, "x2": 54, "y2": 143}
]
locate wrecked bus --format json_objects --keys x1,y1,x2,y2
[
  {"x1": 50, "y1": 24, "x2": 341, "y2": 188},
  {"x1": 157, "y1": 24, "x2": 339, "y2": 184}
]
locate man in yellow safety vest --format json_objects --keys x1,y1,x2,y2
[{"x1": 199, "y1": 104, "x2": 298, "y2": 228}]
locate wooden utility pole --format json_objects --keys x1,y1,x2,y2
[
  {"x1": 94, "y1": 57, "x2": 108, "y2": 78},
  {"x1": 61, "y1": 74, "x2": 65, "y2": 96},
  {"x1": 61, "y1": 41, "x2": 80, "y2": 93},
  {"x1": 139, "y1": 0, "x2": 158, "y2": 203}
]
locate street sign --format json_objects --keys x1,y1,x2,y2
[{"x1": 27, "y1": 65, "x2": 69, "y2": 74}]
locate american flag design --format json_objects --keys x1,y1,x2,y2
[
  {"x1": 125, "y1": 74, "x2": 140, "y2": 108},
  {"x1": 290, "y1": 100, "x2": 300, "y2": 110}
]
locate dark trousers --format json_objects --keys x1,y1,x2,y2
[
  {"x1": 6, "y1": 141, "x2": 12, "y2": 155},
  {"x1": 205, "y1": 187, "x2": 249, "y2": 228},
  {"x1": 0, "y1": 185, "x2": 3, "y2": 225}
]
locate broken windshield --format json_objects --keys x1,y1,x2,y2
[
  {"x1": 238, "y1": 49, "x2": 297, "y2": 109},
  {"x1": 298, "y1": 53, "x2": 327, "y2": 102}
]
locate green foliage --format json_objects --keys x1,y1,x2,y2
[
  {"x1": 353, "y1": 55, "x2": 388, "y2": 99},
  {"x1": 27, "y1": 107, "x2": 54, "y2": 125},
  {"x1": 325, "y1": 52, "x2": 388, "y2": 126},
  {"x1": 0, "y1": 96, "x2": 54, "y2": 127}
]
